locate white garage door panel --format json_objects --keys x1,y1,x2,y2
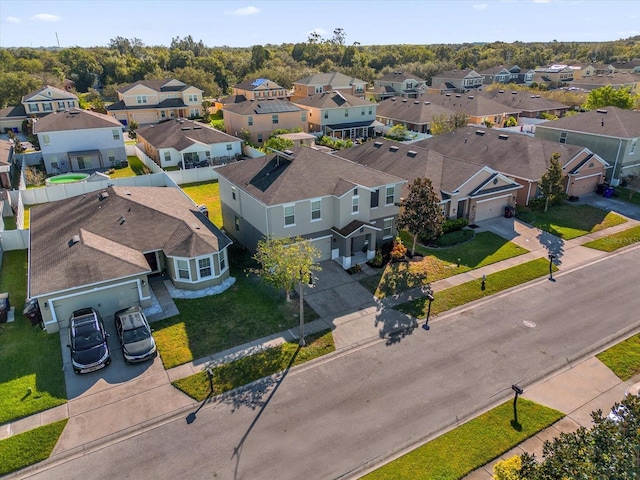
[
  {"x1": 475, "y1": 197, "x2": 510, "y2": 222},
  {"x1": 53, "y1": 283, "x2": 141, "y2": 328},
  {"x1": 312, "y1": 237, "x2": 332, "y2": 261},
  {"x1": 132, "y1": 112, "x2": 157, "y2": 125}
]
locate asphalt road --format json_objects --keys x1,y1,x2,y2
[{"x1": 19, "y1": 247, "x2": 640, "y2": 480}]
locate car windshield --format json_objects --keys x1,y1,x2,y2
[
  {"x1": 72, "y1": 324, "x2": 104, "y2": 350},
  {"x1": 123, "y1": 326, "x2": 150, "y2": 343}
]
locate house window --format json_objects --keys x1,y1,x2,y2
[
  {"x1": 370, "y1": 189, "x2": 379, "y2": 208},
  {"x1": 324, "y1": 112, "x2": 328, "y2": 119},
  {"x1": 272, "y1": 114, "x2": 279, "y2": 124},
  {"x1": 383, "y1": 218, "x2": 393, "y2": 238},
  {"x1": 560, "y1": 132, "x2": 567, "y2": 144},
  {"x1": 385, "y1": 186, "x2": 395, "y2": 205},
  {"x1": 42, "y1": 134, "x2": 51, "y2": 146},
  {"x1": 315, "y1": 86, "x2": 323, "y2": 93},
  {"x1": 231, "y1": 187, "x2": 237, "y2": 201},
  {"x1": 67, "y1": 101, "x2": 75, "y2": 108},
  {"x1": 136, "y1": 96, "x2": 147, "y2": 104},
  {"x1": 257, "y1": 134, "x2": 263, "y2": 143},
  {"x1": 57, "y1": 101, "x2": 65, "y2": 109},
  {"x1": 248, "y1": 116, "x2": 253, "y2": 126},
  {"x1": 219, "y1": 252, "x2": 226, "y2": 272},
  {"x1": 164, "y1": 151, "x2": 171, "y2": 163},
  {"x1": 176, "y1": 259, "x2": 190, "y2": 280},
  {"x1": 234, "y1": 215, "x2": 240, "y2": 231},
  {"x1": 189, "y1": 108, "x2": 199, "y2": 118},
  {"x1": 226, "y1": 143, "x2": 232, "y2": 151},
  {"x1": 631, "y1": 140, "x2": 637, "y2": 155},
  {"x1": 369, "y1": 107, "x2": 372, "y2": 115},
  {"x1": 284, "y1": 204, "x2": 295, "y2": 226},
  {"x1": 311, "y1": 199, "x2": 321, "y2": 220},
  {"x1": 301, "y1": 112, "x2": 307, "y2": 122},
  {"x1": 361, "y1": 108, "x2": 365, "y2": 116},
  {"x1": 43, "y1": 103, "x2": 53, "y2": 112},
  {"x1": 345, "y1": 109, "x2": 349, "y2": 117},
  {"x1": 161, "y1": 111, "x2": 166, "y2": 119},
  {"x1": 112, "y1": 129, "x2": 120, "y2": 140},
  {"x1": 29, "y1": 104, "x2": 39, "y2": 113},
  {"x1": 188, "y1": 94, "x2": 198, "y2": 102},
  {"x1": 108, "y1": 152, "x2": 116, "y2": 164},
  {"x1": 198, "y1": 257, "x2": 212, "y2": 278},
  {"x1": 352, "y1": 195, "x2": 359, "y2": 214},
  {"x1": 51, "y1": 161, "x2": 58, "y2": 169},
  {"x1": 355, "y1": 85, "x2": 364, "y2": 93}
]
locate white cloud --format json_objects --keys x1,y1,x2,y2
[
  {"x1": 6, "y1": 16, "x2": 21, "y2": 24},
  {"x1": 228, "y1": 6, "x2": 259, "y2": 15},
  {"x1": 309, "y1": 27, "x2": 328, "y2": 37},
  {"x1": 31, "y1": 13, "x2": 62, "y2": 22},
  {"x1": 473, "y1": 3, "x2": 488, "y2": 10}
]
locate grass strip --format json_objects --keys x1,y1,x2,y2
[
  {"x1": 363, "y1": 399, "x2": 563, "y2": 480},
  {"x1": 396, "y1": 258, "x2": 552, "y2": 318},
  {"x1": 173, "y1": 330, "x2": 334, "y2": 401},
  {"x1": 582, "y1": 225, "x2": 640, "y2": 252},
  {"x1": 597, "y1": 333, "x2": 640, "y2": 381},
  {"x1": 0, "y1": 420, "x2": 68, "y2": 476}
]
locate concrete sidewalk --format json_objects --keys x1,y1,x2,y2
[{"x1": 3, "y1": 197, "x2": 640, "y2": 477}]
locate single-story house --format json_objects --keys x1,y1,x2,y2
[{"x1": 28, "y1": 186, "x2": 232, "y2": 333}]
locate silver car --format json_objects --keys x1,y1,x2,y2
[{"x1": 114, "y1": 306, "x2": 157, "y2": 363}]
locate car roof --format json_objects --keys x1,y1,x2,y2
[{"x1": 116, "y1": 308, "x2": 147, "y2": 330}]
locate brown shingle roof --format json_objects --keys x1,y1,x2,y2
[
  {"x1": 29, "y1": 186, "x2": 231, "y2": 297},
  {"x1": 216, "y1": 147, "x2": 404, "y2": 206},
  {"x1": 375, "y1": 97, "x2": 458, "y2": 125},
  {"x1": 222, "y1": 99, "x2": 301, "y2": 115},
  {"x1": 33, "y1": 108, "x2": 123, "y2": 133},
  {"x1": 292, "y1": 91, "x2": 372, "y2": 109},
  {"x1": 478, "y1": 89, "x2": 570, "y2": 113},
  {"x1": 136, "y1": 119, "x2": 241, "y2": 150},
  {"x1": 294, "y1": 72, "x2": 366, "y2": 87},
  {"x1": 536, "y1": 106, "x2": 640, "y2": 138}
]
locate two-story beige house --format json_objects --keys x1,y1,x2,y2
[
  {"x1": 429, "y1": 69, "x2": 483, "y2": 93},
  {"x1": 532, "y1": 65, "x2": 575, "y2": 89},
  {"x1": 291, "y1": 72, "x2": 368, "y2": 101},
  {"x1": 22, "y1": 85, "x2": 79, "y2": 116},
  {"x1": 222, "y1": 99, "x2": 307, "y2": 145},
  {"x1": 292, "y1": 91, "x2": 380, "y2": 139},
  {"x1": 370, "y1": 71, "x2": 427, "y2": 101},
  {"x1": 107, "y1": 79, "x2": 203, "y2": 126},
  {"x1": 216, "y1": 147, "x2": 406, "y2": 269}
]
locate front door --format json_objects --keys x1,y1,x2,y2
[{"x1": 144, "y1": 252, "x2": 159, "y2": 273}]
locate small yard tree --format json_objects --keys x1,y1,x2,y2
[
  {"x1": 397, "y1": 177, "x2": 445, "y2": 256},
  {"x1": 249, "y1": 236, "x2": 321, "y2": 302},
  {"x1": 128, "y1": 120, "x2": 139, "y2": 140},
  {"x1": 622, "y1": 174, "x2": 640, "y2": 200},
  {"x1": 539, "y1": 153, "x2": 566, "y2": 212},
  {"x1": 385, "y1": 124, "x2": 409, "y2": 141}
]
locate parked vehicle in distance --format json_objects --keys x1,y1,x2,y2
[
  {"x1": 114, "y1": 306, "x2": 157, "y2": 363},
  {"x1": 68, "y1": 308, "x2": 111, "y2": 374}
]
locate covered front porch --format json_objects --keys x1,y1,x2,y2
[
  {"x1": 324, "y1": 120, "x2": 384, "y2": 141},
  {"x1": 330, "y1": 220, "x2": 380, "y2": 270}
]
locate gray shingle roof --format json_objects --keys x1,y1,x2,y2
[
  {"x1": 222, "y1": 99, "x2": 301, "y2": 115},
  {"x1": 478, "y1": 89, "x2": 570, "y2": 113},
  {"x1": 33, "y1": 108, "x2": 123, "y2": 133},
  {"x1": 292, "y1": 91, "x2": 373, "y2": 109},
  {"x1": 216, "y1": 147, "x2": 405, "y2": 205},
  {"x1": 376, "y1": 71, "x2": 426, "y2": 83},
  {"x1": 536, "y1": 106, "x2": 640, "y2": 138},
  {"x1": 376, "y1": 97, "x2": 459, "y2": 125},
  {"x1": 116, "y1": 79, "x2": 194, "y2": 94},
  {"x1": 294, "y1": 72, "x2": 366, "y2": 87},
  {"x1": 22, "y1": 85, "x2": 78, "y2": 103},
  {"x1": 29, "y1": 186, "x2": 231, "y2": 297},
  {"x1": 136, "y1": 119, "x2": 241, "y2": 150}
]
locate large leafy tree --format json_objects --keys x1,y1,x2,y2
[
  {"x1": 397, "y1": 177, "x2": 445, "y2": 256},
  {"x1": 0, "y1": 71, "x2": 41, "y2": 108},
  {"x1": 583, "y1": 84, "x2": 637, "y2": 110},
  {"x1": 249, "y1": 236, "x2": 321, "y2": 302},
  {"x1": 518, "y1": 395, "x2": 640, "y2": 479},
  {"x1": 539, "y1": 153, "x2": 566, "y2": 212}
]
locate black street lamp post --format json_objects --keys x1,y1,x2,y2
[
  {"x1": 423, "y1": 287, "x2": 434, "y2": 330},
  {"x1": 548, "y1": 253, "x2": 556, "y2": 281}
]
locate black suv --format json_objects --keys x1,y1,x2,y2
[
  {"x1": 114, "y1": 306, "x2": 157, "y2": 363},
  {"x1": 67, "y1": 308, "x2": 111, "y2": 374}
]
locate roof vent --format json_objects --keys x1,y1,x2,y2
[
  {"x1": 402, "y1": 99, "x2": 407, "y2": 102},
  {"x1": 193, "y1": 125, "x2": 202, "y2": 129},
  {"x1": 512, "y1": 91, "x2": 518, "y2": 94},
  {"x1": 413, "y1": 100, "x2": 419, "y2": 104},
  {"x1": 468, "y1": 95, "x2": 474, "y2": 99},
  {"x1": 391, "y1": 98, "x2": 396, "y2": 101},
  {"x1": 596, "y1": 109, "x2": 608, "y2": 114},
  {"x1": 98, "y1": 191, "x2": 109, "y2": 201},
  {"x1": 389, "y1": 146, "x2": 399, "y2": 152},
  {"x1": 68, "y1": 235, "x2": 80, "y2": 248},
  {"x1": 407, "y1": 150, "x2": 417, "y2": 157},
  {"x1": 283, "y1": 149, "x2": 294, "y2": 155},
  {"x1": 498, "y1": 90, "x2": 505, "y2": 93},
  {"x1": 475, "y1": 130, "x2": 486, "y2": 136},
  {"x1": 423, "y1": 101, "x2": 430, "y2": 105},
  {"x1": 119, "y1": 216, "x2": 126, "y2": 225},
  {"x1": 445, "y1": 93, "x2": 451, "y2": 96},
  {"x1": 181, "y1": 127, "x2": 190, "y2": 130},
  {"x1": 124, "y1": 190, "x2": 131, "y2": 196},
  {"x1": 498, "y1": 134, "x2": 509, "y2": 140},
  {"x1": 455, "y1": 94, "x2": 461, "y2": 97},
  {"x1": 374, "y1": 141, "x2": 383, "y2": 148}
]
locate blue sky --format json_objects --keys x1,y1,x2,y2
[{"x1": 1, "y1": 0, "x2": 638, "y2": 49}]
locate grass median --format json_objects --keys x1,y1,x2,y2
[
  {"x1": 362, "y1": 399, "x2": 563, "y2": 480},
  {"x1": 172, "y1": 330, "x2": 334, "y2": 401},
  {"x1": 0, "y1": 419, "x2": 68, "y2": 476},
  {"x1": 583, "y1": 225, "x2": 640, "y2": 252},
  {"x1": 396, "y1": 258, "x2": 552, "y2": 318},
  {"x1": 597, "y1": 333, "x2": 640, "y2": 381}
]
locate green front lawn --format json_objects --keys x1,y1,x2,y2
[
  {"x1": 2, "y1": 215, "x2": 17, "y2": 230},
  {"x1": 583, "y1": 225, "x2": 640, "y2": 252},
  {"x1": 597, "y1": 333, "x2": 640, "y2": 381},
  {"x1": 153, "y1": 245, "x2": 319, "y2": 369},
  {"x1": 107, "y1": 156, "x2": 150, "y2": 178},
  {"x1": 614, "y1": 186, "x2": 640, "y2": 206},
  {"x1": 0, "y1": 420, "x2": 68, "y2": 476},
  {"x1": 362, "y1": 231, "x2": 527, "y2": 299},
  {"x1": 363, "y1": 399, "x2": 563, "y2": 480},
  {"x1": 0, "y1": 251, "x2": 67, "y2": 425},
  {"x1": 180, "y1": 181, "x2": 222, "y2": 228},
  {"x1": 173, "y1": 330, "x2": 335, "y2": 401},
  {"x1": 517, "y1": 204, "x2": 627, "y2": 239},
  {"x1": 396, "y1": 258, "x2": 552, "y2": 318}
]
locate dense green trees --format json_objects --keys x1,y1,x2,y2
[{"x1": 0, "y1": 33, "x2": 637, "y2": 111}]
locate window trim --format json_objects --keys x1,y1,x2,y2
[
  {"x1": 197, "y1": 256, "x2": 213, "y2": 280},
  {"x1": 385, "y1": 186, "x2": 395, "y2": 206},
  {"x1": 310, "y1": 199, "x2": 321, "y2": 221},
  {"x1": 175, "y1": 258, "x2": 191, "y2": 281},
  {"x1": 352, "y1": 195, "x2": 359, "y2": 214},
  {"x1": 382, "y1": 218, "x2": 394, "y2": 239},
  {"x1": 284, "y1": 204, "x2": 295, "y2": 227}
]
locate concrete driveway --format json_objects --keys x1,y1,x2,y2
[{"x1": 579, "y1": 191, "x2": 640, "y2": 220}]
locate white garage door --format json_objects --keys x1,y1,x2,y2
[
  {"x1": 132, "y1": 112, "x2": 157, "y2": 125},
  {"x1": 52, "y1": 282, "x2": 141, "y2": 329},
  {"x1": 311, "y1": 236, "x2": 332, "y2": 261},
  {"x1": 475, "y1": 195, "x2": 511, "y2": 222}
]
